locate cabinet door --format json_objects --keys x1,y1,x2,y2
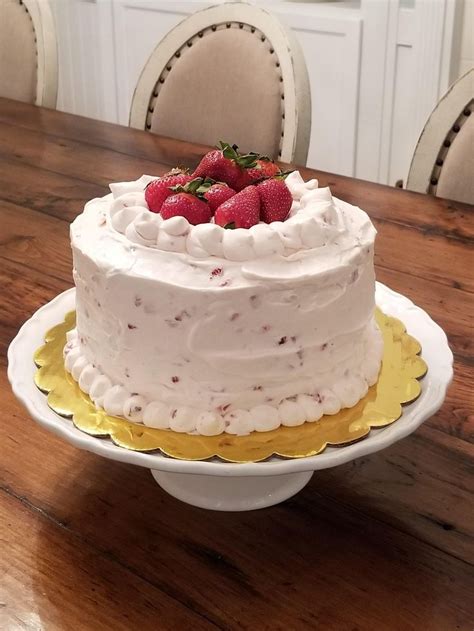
[{"x1": 275, "y1": 7, "x2": 362, "y2": 176}]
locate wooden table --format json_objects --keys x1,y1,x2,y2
[{"x1": 0, "y1": 97, "x2": 472, "y2": 631}]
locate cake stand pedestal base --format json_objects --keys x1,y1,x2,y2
[{"x1": 150, "y1": 470, "x2": 314, "y2": 511}]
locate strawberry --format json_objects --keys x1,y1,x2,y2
[
  {"x1": 203, "y1": 183, "x2": 236, "y2": 213},
  {"x1": 193, "y1": 142, "x2": 259, "y2": 191},
  {"x1": 160, "y1": 177, "x2": 214, "y2": 224},
  {"x1": 145, "y1": 170, "x2": 192, "y2": 213},
  {"x1": 214, "y1": 185, "x2": 260, "y2": 229},
  {"x1": 246, "y1": 158, "x2": 281, "y2": 183},
  {"x1": 234, "y1": 169, "x2": 253, "y2": 192},
  {"x1": 161, "y1": 193, "x2": 212, "y2": 225},
  {"x1": 257, "y1": 178, "x2": 293, "y2": 223}
]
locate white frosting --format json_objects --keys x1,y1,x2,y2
[
  {"x1": 66, "y1": 172, "x2": 383, "y2": 436},
  {"x1": 107, "y1": 170, "x2": 350, "y2": 262}
]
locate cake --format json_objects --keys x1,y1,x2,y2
[{"x1": 64, "y1": 144, "x2": 383, "y2": 437}]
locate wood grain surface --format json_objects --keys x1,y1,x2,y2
[{"x1": 0, "y1": 98, "x2": 472, "y2": 631}]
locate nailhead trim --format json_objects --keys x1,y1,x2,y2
[
  {"x1": 428, "y1": 98, "x2": 474, "y2": 195},
  {"x1": 145, "y1": 21, "x2": 286, "y2": 155}
]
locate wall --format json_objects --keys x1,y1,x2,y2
[
  {"x1": 454, "y1": 0, "x2": 474, "y2": 78},
  {"x1": 50, "y1": 0, "x2": 461, "y2": 186}
]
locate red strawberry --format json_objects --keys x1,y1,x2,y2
[
  {"x1": 161, "y1": 193, "x2": 212, "y2": 225},
  {"x1": 204, "y1": 183, "x2": 236, "y2": 213},
  {"x1": 234, "y1": 169, "x2": 253, "y2": 192},
  {"x1": 145, "y1": 171, "x2": 192, "y2": 213},
  {"x1": 193, "y1": 148, "x2": 240, "y2": 190},
  {"x1": 214, "y1": 185, "x2": 260, "y2": 229},
  {"x1": 246, "y1": 158, "x2": 281, "y2": 183},
  {"x1": 257, "y1": 178, "x2": 292, "y2": 223},
  {"x1": 193, "y1": 142, "x2": 259, "y2": 191}
]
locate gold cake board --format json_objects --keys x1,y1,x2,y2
[{"x1": 33, "y1": 309, "x2": 427, "y2": 463}]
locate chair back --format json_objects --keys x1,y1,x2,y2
[
  {"x1": 407, "y1": 69, "x2": 473, "y2": 205},
  {"x1": 130, "y1": 2, "x2": 311, "y2": 164},
  {"x1": 0, "y1": 0, "x2": 57, "y2": 107}
]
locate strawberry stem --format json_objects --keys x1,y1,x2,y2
[
  {"x1": 217, "y1": 140, "x2": 259, "y2": 169},
  {"x1": 274, "y1": 170, "x2": 295, "y2": 180},
  {"x1": 171, "y1": 176, "x2": 215, "y2": 197},
  {"x1": 163, "y1": 167, "x2": 190, "y2": 177}
]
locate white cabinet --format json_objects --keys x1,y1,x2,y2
[{"x1": 51, "y1": 0, "x2": 461, "y2": 185}]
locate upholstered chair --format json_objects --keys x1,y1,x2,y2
[
  {"x1": 0, "y1": 0, "x2": 57, "y2": 107},
  {"x1": 130, "y1": 2, "x2": 311, "y2": 164},
  {"x1": 407, "y1": 68, "x2": 473, "y2": 205}
]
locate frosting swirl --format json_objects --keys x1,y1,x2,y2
[{"x1": 107, "y1": 171, "x2": 371, "y2": 262}]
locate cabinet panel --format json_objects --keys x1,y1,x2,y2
[{"x1": 278, "y1": 12, "x2": 361, "y2": 175}]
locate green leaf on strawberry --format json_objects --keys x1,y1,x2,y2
[
  {"x1": 170, "y1": 176, "x2": 215, "y2": 198},
  {"x1": 217, "y1": 141, "x2": 259, "y2": 169}
]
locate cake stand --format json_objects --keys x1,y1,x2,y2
[{"x1": 8, "y1": 283, "x2": 453, "y2": 511}]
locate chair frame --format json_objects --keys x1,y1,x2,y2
[
  {"x1": 407, "y1": 68, "x2": 473, "y2": 196},
  {"x1": 129, "y1": 1, "x2": 311, "y2": 165},
  {"x1": 21, "y1": 0, "x2": 58, "y2": 108}
]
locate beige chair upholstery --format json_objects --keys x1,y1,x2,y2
[
  {"x1": 0, "y1": 0, "x2": 37, "y2": 103},
  {"x1": 435, "y1": 108, "x2": 473, "y2": 204},
  {"x1": 407, "y1": 69, "x2": 474, "y2": 205},
  {"x1": 0, "y1": 0, "x2": 57, "y2": 107},
  {"x1": 130, "y1": 2, "x2": 311, "y2": 164}
]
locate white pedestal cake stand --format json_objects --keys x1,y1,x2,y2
[{"x1": 8, "y1": 283, "x2": 453, "y2": 511}]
